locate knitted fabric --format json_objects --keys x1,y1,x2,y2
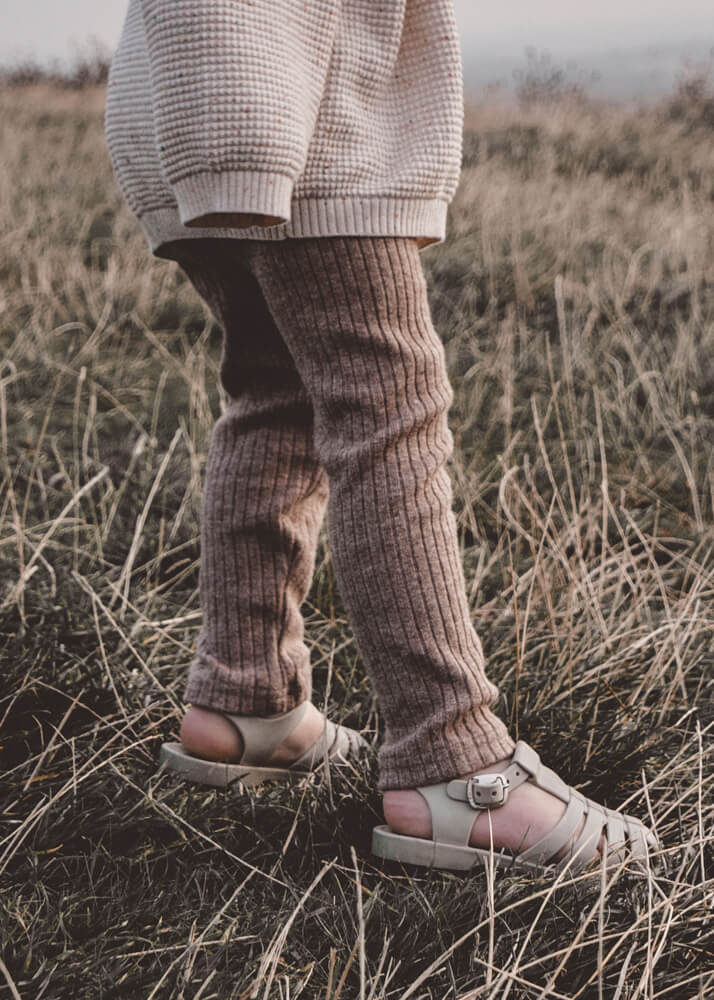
[
  {"x1": 174, "y1": 235, "x2": 515, "y2": 791},
  {"x1": 104, "y1": 0, "x2": 465, "y2": 259}
]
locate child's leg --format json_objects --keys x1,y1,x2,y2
[
  {"x1": 174, "y1": 240, "x2": 329, "y2": 717},
  {"x1": 244, "y1": 236, "x2": 516, "y2": 792},
  {"x1": 168, "y1": 236, "x2": 620, "y2": 861}
]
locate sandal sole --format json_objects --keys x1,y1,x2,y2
[
  {"x1": 159, "y1": 741, "x2": 314, "y2": 788},
  {"x1": 371, "y1": 826, "x2": 654, "y2": 879},
  {"x1": 371, "y1": 824, "x2": 550, "y2": 874}
]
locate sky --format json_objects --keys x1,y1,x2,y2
[{"x1": 0, "y1": 1, "x2": 712, "y2": 97}]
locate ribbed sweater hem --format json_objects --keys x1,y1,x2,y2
[
  {"x1": 173, "y1": 170, "x2": 295, "y2": 227},
  {"x1": 139, "y1": 196, "x2": 449, "y2": 258}
]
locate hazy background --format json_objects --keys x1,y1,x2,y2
[{"x1": 0, "y1": 0, "x2": 712, "y2": 99}]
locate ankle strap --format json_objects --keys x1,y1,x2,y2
[
  {"x1": 445, "y1": 759, "x2": 532, "y2": 809},
  {"x1": 223, "y1": 701, "x2": 311, "y2": 766}
]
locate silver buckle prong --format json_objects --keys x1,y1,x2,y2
[{"x1": 466, "y1": 773, "x2": 510, "y2": 809}]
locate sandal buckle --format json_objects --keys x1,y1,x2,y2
[{"x1": 466, "y1": 773, "x2": 510, "y2": 809}]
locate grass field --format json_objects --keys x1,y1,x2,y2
[{"x1": 1, "y1": 81, "x2": 713, "y2": 998}]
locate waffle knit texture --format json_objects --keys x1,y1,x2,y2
[
  {"x1": 174, "y1": 234, "x2": 515, "y2": 791},
  {"x1": 103, "y1": 0, "x2": 465, "y2": 259}
]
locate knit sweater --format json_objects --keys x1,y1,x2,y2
[{"x1": 104, "y1": 0, "x2": 465, "y2": 259}]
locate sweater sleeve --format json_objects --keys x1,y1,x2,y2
[{"x1": 139, "y1": 0, "x2": 341, "y2": 228}]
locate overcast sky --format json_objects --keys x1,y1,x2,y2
[{"x1": 1, "y1": 1, "x2": 712, "y2": 94}]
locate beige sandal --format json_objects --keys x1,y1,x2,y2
[
  {"x1": 371, "y1": 740, "x2": 659, "y2": 875},
  {"x1": 159, "y1": 701, "x2": 367, "y2": 788}
]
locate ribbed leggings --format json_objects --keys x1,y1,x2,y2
[{"x1": 171, "y1": 235, "x2": 515, "y2": 791}]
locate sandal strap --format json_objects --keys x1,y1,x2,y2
[
  {"x1": 516, "y1": 792, "x2": 587, "y2": 865},
  {"x1": 417, "y1": 782, "x2": 481, "y2": 847},
  {"x1": 223, "y1": 701, "x2": 311, "y2": 766},
  {"x1": 291, "y1": 717, "x2": 368, "y2": 770},
  {"x1": 564, "y1": 798, "x2": 606, "y2": 869},
  {"x1": 510, "y1": 741, "x2": 572, "y2": 802},
  {"x1": 445, "y1": 741, "x2": 572, "y2": 812},
  {"x1": 288, "y1": 717, "x2": 352, "y2": 770}
]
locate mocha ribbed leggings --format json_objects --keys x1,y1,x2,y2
[{"x1": 171, "y1": 235, "x2": 515, "y2": 791}]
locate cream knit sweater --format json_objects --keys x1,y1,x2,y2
[{"x1": 104, "y1": 0, "x2": 465, "y2": 259}]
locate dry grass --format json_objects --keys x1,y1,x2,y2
[{"x1": 0, "y1": 83, "x2": 712, "y2": 998}]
